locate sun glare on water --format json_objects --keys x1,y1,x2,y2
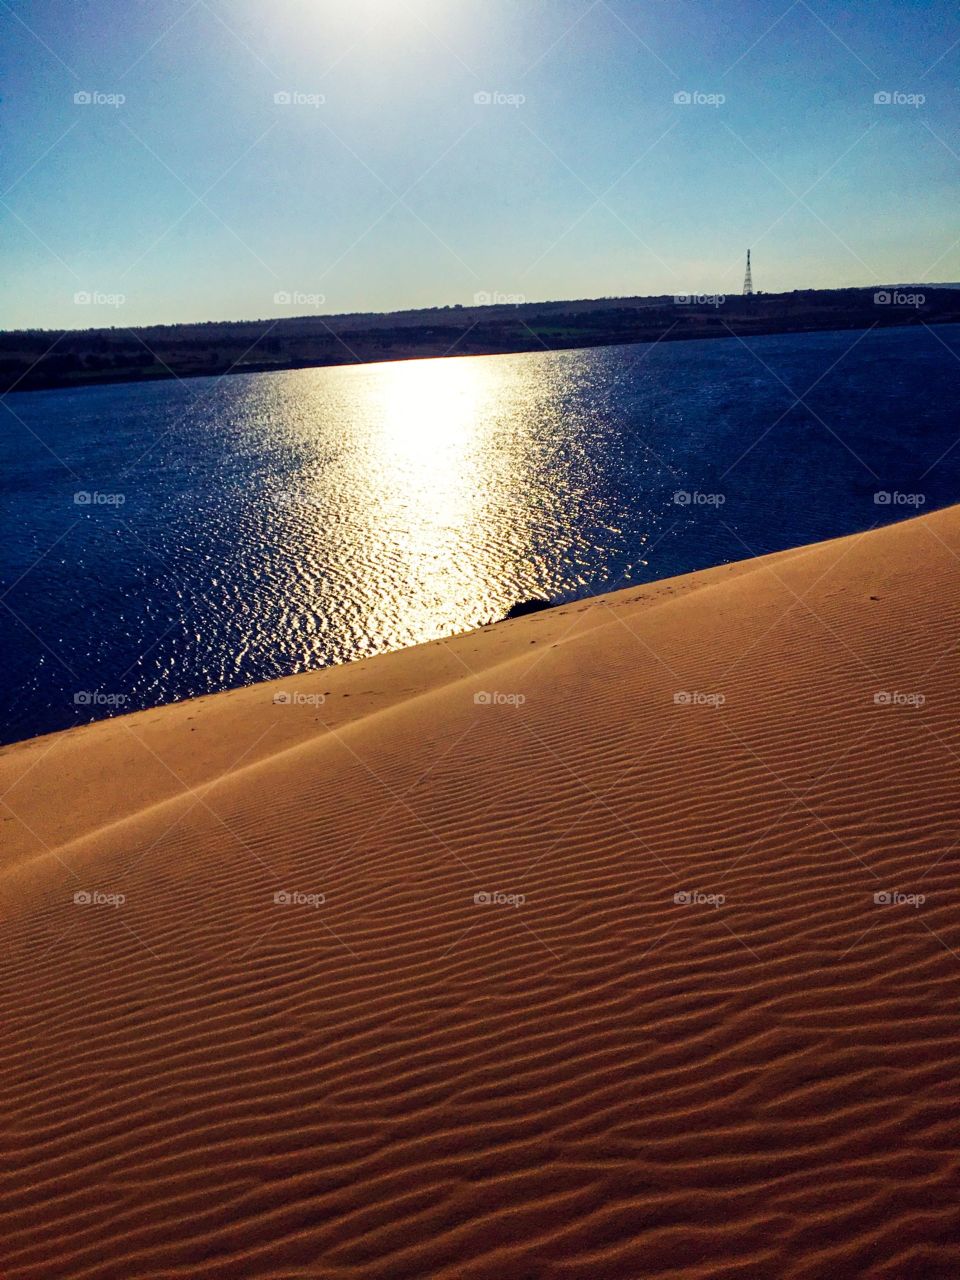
[{"x1": 250, "y1": 351, "x2": 564, "y2": 656}]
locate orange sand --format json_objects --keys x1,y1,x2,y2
[{"x1": 2, "y1": 505, "x2": 959, "y2": 1278}]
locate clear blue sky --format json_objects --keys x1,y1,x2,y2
[{"x1": 2, "y1": 0, "x2": 958, "y2": 328}]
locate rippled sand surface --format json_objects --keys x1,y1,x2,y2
[{"x1": 2, "y1": 506, "x2": 959, "y2": 1278}]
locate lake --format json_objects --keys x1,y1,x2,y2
[{"x1": 2, "y1": 323, "x2": 958, "y2": 744}]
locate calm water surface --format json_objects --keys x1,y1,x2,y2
[{"x1": 3, "y1": 325, "x2": 959, "y2": 743}]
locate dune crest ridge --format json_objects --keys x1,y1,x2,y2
[{"x1": 2, "y1": 506, "x2": 959, "y2": 1279}]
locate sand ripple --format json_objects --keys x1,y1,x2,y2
[{"x1": 1, "y1": 507, "x2": 959, "y2": 1277}]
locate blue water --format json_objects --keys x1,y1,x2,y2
[{"x1": 2, "y1": 324, "x2": 958, "y2": 744}]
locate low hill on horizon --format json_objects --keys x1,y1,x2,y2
[{"x1": 3, "y1": 285, "x2": 959, "y2": 394}]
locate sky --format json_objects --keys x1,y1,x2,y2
[{"x1": 1, "y1": 0, "x2": 958, "y2": 329}]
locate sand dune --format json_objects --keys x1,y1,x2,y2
[{"x1": 2, "y1": 506, "x2": 960, "y2": 1279}]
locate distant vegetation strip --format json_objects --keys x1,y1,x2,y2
[{"x1": 2, "y1": 287, "x2": 958, "y2": 393}]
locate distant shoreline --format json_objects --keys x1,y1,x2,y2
[{"x1": 3, "y1": 287, "x2": 959, "y2": 395}]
